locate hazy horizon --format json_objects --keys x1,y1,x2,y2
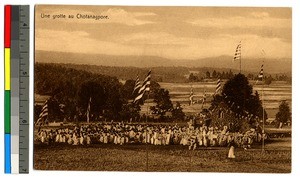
[{"x1": 35, "y1": 50, "x2": 292, "y2": 74}]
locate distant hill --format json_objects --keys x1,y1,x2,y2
[{"x1": 35, "y1": 50, "x2": 292, "y2": 74}]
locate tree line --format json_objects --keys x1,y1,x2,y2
[
  {"x1": 35, "y1": 63, "x2": 184, "y2": 123},
  {"x1": 35, "y1": 63, "x2": 291, "y2": 130},
  {"x1": 189, "y1": 70, "x2": 291, "y2": 85}
]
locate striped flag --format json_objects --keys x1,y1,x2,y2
[
  {"x1": 132, "y1": 76, "x2": 141, "y2": 94},
  {"x1": 258, "y1": 64, "x2": 264, "y2": 80},
  {"x1": 138, "y1": 70, "x2": 151, "y2": 93},
  {"x1": 87, "y1": 97, "x2": 91, "y2": 123},
  {"x1": 145, "y1": 70, "x2": 151, "y2": 92},
  {"x1": 233, "y1": 41, "x2": 241, "y2": 61},
  {"x1": 215, "y1": 79, "x2": 222, "y2": 94},
  {"x1": 134, "y1": 70, "x2": 151, "y2": 103},
  {"x1": 36, "y1": 100, "x2": 49, "y2": 125},
  {"x1": 134, "y1": 90, "x2": 145, "y2": 103}
]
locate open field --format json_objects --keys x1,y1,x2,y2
[
  {"x1": 34, "y1": 138, "x2": 291, "y2": 173},
  {"x1": 35, "y1": 80, "x2": 291, "y2": 119},
  {"x1": 155, "y1": 81, "x2": 292, "y2": 117},
  {"x1": 34, "y1": 80, "x2": 292, "y2": 172}
]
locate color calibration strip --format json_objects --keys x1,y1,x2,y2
[
  {"x1": 4, "y1": 5, "x2": 30, "y2": 174},
  {"x1": 4, "y1": 5, "x2": 12, "y2": 174}
]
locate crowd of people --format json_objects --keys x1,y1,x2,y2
[{"x1": 35, "y1": 121, "x2": 265, "y2": 150}]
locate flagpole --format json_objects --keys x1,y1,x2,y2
[
  {"x1": 145, "y1": 70, "x2": 151, "y2": 172},
  {"x1": 146, "y1": 90, "x2": 149, "y2": 171},
  {"x1": 262, "y1": 62, "x2": 265, "y2": 152},
  {"x1": 202, "y1": 86, "x2": 205, "y2": 109},
  {"x1": 262, "y1": 82, "x2": 265, "y2": 152},
  {"x1": 240, "y1": 42, "x2": 242, "y2": 73}
]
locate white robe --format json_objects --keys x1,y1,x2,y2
[
  {"x1": 73, "y1": 136, "x2": 79, "y2": 145},
  {"x1": 86, "y1": 136, "x2": 91, "y2": 145},
  {"x1": 80, "y1": 136, "x2": 84, "y2": 145},
  {"x1": 228, "y1": 146, "x2": 235, "y2": 158}
]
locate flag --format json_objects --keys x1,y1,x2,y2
[
  {"x1": 189, "y1": 87, "x2": 194, "y2": 105},
  {"x1": 134, "y1": 70, "x2": 151, "y2": 103},
  {"x1": 133, "y1": 90, "x2": 145, "y2": 103},
  {"x1": 233, "y1": 41, "x2": 241, "y2": 61},
  {"x1": 258, "y1": 64, "x2": 264, "y2": 80},
  {"x1": 132, "y1": 76, "x2": 141, "y2": 94},
  {"x1": 138, "y1": 70, "x2": 151, "y2": 93},
  {"x1": 87, "y1": 97, "x2": 91, "y2": 123},
  {"x1": 145, "y1": 70, "x2": 151, "y2": 91},
  {"x1": 215, "y1": 79, "x2": 222, "y2": 94},
  {"x1": 36, "y1": 100, "x2": 48, "y2": 125}
]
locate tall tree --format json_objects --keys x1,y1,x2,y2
[
  {"x1": 275, "y1": 101, "x2": 291, "y2": 127},
  {"x1": 211, "y1": 73, "x2": 267, "y2": 131},
  {"x1": 150, "y1": 88, "x2": 173, "y2": 118},
  {"x1": 221, "y1": 74, "x2": 253, "y2": 113}
]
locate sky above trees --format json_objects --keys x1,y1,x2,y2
[{"x1": 35, "y1": 5, "x2": 291, "y2": 60}]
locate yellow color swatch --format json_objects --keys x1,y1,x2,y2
[{"x1": 5, "y1": 48, "x2": 10, "y2": 90}]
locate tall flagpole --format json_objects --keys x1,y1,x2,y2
[
  {"x1": 233, "y1": 41, "x2": 242, "y2": 74},
  {"x1": 146, "y1": 90, "x2": 149, "y2": 171},
  {"x1": 240, "y1": 42, "x2": 242, "y2": 73},
  {"x1": 202, "y1": 86, "x2": 205, "y2": 109},
  {"x1": 146, "y1": 70, "x2": 151, "y2": 172},
  {"x1": 262, "y1": 62, "x2": 265, "y2": 152}
]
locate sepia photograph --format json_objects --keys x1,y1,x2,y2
[{"x1": 34, "y1": 5, "x2": 292, "y2": 172}]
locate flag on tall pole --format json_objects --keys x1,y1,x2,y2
[
  {"x1": 87, "y1": 97, "x2": 91, "y2": 123},
  {"x1": 233, "y1": 41, "x2": 242, "y2": 73},
  {"x1": 145, "y1": 70, "x2": 151, "y2": 92},
  {"x1": 132, "y1": 76, "x2": 141, "y2": 95},
  {"x1": 36, "y1": 100, "x2": 49, "y2": 126},
  {"x1": 215, "y1": 79, "x2": 222, "y2": 94},
  {"x1": 233, "y1": 41, "x2": 241, "y2": 61},
  {"x1": 255, "y1": 64, "x2": 264, "y2": 85},
  {"x1": 134, "y1": 70, "x2": 151, "y2": 103},
  {"x1": 258, "y1": 62, "x2": 265, "y2": 151},
  {"x1": 134, "y1": 90, "x2": 145, "y2": 103},
  {"x1": 258, "y1": 64, "x2": 264, "y2": 80},
  {"x1": 138, "y1": 70, "x2": 151, "y2": 93}
]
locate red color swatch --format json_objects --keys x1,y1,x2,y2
[{"x1": 4, "y1": 5, "x2": 11, "y2": 48}]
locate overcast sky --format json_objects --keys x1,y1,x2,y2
[{"x1": 35, "y1": 5, "x2": 291, "y2": 60}]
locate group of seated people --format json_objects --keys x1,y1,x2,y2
[{"x1": 35, "y1": 121, "x2": 265, "y2": 150}]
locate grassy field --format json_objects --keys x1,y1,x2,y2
[
  {"x1": 34, "y1": 80, "x2": 292, "y2": 172},
  {"x1": 155, "y1": 81, "x2": 292, "y2": 118},
  {"x1": 34, "y1": 138, "x2": 291, "y2": 173}
]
